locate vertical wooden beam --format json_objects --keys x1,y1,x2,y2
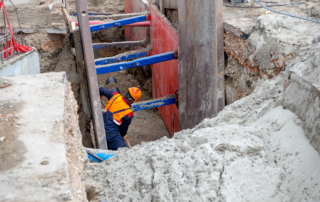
[
  {"x1": 178, "y1": 0, "x2": 225, "y2": 130},
  {"x1": 73, "y1": 30, "x2": 95, "y2": 148},
  {"x1": 75, "y1": 0, "x2": 108, "y2": 149},
  {"x1": 160, "y1": 0, "x2": 165, "y2": 14},
  {"x1": 164, "y1": 0, "x2": 178, "y2": 9}
]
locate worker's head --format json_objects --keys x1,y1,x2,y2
[{"x1": 125, "y1": 87, "x2": 141, "y2": 104}]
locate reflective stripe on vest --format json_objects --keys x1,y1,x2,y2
[{"x1": 105, "y1": 94, "x2": 133, "y2": 125}]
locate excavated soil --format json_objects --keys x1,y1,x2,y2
[
  {"x1": 63, "y1": 81, "x2": 87, "y2": 202},
  {"x1": 85, "y1": 40, "x2": 320, "y2": 202}
]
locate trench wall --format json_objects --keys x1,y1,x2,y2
[{"x1": 125, "y1": 1, "x2": 179, "y2": 134}]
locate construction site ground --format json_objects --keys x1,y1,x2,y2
[{"x1": 1, "y1": 0, "x2": 66, "y2": 34}]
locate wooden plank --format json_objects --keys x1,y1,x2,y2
[
  {"x1": 160, "y1": 0, "x2": 165, "y2": 14},
  {"x1": 73, "y1": 31, "x2": 91, "y2": 119},
  {"x1": 164, "y1": 0, "x2": 178, "y2": 9},
  {"x1": 156, "y1": 0, "x2": 177, "y2": 9},
  {"x1": 62, "y1": 8, "x2": 73, "y2": 33},
  {"x1": 73, "y1": 30, "x2": 94, "y2": 148},
  {"x1": 178, "y1": 0, "x2": 225, "y2": 130}
]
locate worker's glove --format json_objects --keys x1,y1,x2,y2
[
  {"x1": 123, "y1": 134, "x2": 129, "y2": 141},
  {"x1": 100, "y1": 95, "x2": 102, "y2": 100}
]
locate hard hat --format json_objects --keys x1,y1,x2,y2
[{"x1": 128, "y1": 87, "x2": 141, "y2": 102}]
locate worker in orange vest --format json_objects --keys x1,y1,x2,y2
[{"x1": 99, "y1": 87, "x2": 141, "y2": 150}]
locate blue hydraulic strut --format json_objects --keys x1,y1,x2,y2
[
  {"x1": 96, "y1": 51, "x2": 178, "y2": 75},
  {"x1": 131, "y1": 95, "x2": 176, "y2": 112},
  {"x1": 90, "y1": 15, "x2": 149, "y2": 32},
  {"x1": 95, "y1": 51, "x2": 148, "y2": 66}
]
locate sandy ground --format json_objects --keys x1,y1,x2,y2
[
  {"x1": 0, "y1": 91, "x2": 26, "y2": 172},
  {"x1": 223, "y1": 0, "x2": 320, "y2": 33},
  {"x1": 85, "y1": 39, "x2": 320, "y2": 202},
  {"x1": 0, "y1": 0, "x2": 66, "y2": 34}
]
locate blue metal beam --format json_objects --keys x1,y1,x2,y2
[
  {"x1": 95, "y1": 51, "x2": 147, "y2": 66},
  {"x1": 90, "y1": 15, "x2": 148, "y2": 32},
  {"x1": 96, "y1": 51, "x2": 177, "y2": 75},
  {"x1": 131, "y1": 95, "x2": 175, "y2": 112},
  {"x1": 93, "y1": 40, "x2": 145, "y2": 49}
]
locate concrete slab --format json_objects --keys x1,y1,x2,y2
[
  {"x1": 0, "y1": 72, "x2": 81, "y2": 201},
  {"x1": 0, "y1": 49, "x2": 40, "y2": 76}
]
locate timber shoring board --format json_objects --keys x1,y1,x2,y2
[
  {"x1": 75, "y1": 0, "x2": 108, "y2": 149},
  {"x1": 156, "y1": 0, "x2": 178, "y2": 9},
  {"x1": 178, "y1": 0, "x2": 225, "y2": 130},
  {"x1": 73, "y1": 30, "x2": 94, "y2": 148}
]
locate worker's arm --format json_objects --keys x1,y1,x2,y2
[
  {"x1": 119, "y1": 113, "x2": 133, "y2": 137},
  {"x1": 99, "y1": 87, "x2": 114, "y2": 100}
]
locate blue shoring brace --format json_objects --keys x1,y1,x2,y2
[
  {"x1": 96, "y1": 51, "x2": 178, "y2": 75},
  {"x1": 131, "y1": 95, "x2": 175, "y2": 112},
  {"x1": 95, "y1": 51, "x2": 148, "y2": 66},
  {"x1": 93, "y1": 40, "x2": 146, "y2": 49},
  {"x1": 90, "y1": 15, "x2": 149, "y2": 32}
]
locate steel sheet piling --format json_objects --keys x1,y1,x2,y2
[{"x1": 75, "y1": 0, "x2": 107, "y2": 149}]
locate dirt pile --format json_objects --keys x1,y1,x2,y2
[{"x1": 85, "y1": 40, "x2": 320, "y2": 201}]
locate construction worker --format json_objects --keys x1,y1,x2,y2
[{"x1": 99, "y1": 87, "x2": 141, "y2": 150}]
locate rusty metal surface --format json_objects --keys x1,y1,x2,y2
[
  {"x1": 75, "y1": 0, "x2": 107, "y2": 149},
  {"x1": 178, "y1": 0, "x2": 225, "y2": 130}
]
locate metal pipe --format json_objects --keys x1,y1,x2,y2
[
  {"x1": 131, "y1": 95, "x2": 176, "y2": 112},
  {"x1": 95, "y1": 50, "x2": 147, "y2": 66},
  {"x1": 86, "y1": 150, "x2": 103, "y2": 162},
  {"x1": 96, "y1": 51, "x2": 178, "y2": 75},
  {"x1": 88, "y1": 12, "x2": 149, "y2": 20},
  {"x1": 123, "y1": 22, "x2": 150, "y2": 27},
  {"x1": 73, "y1": 20, "x2": 150, "y2": 27}
]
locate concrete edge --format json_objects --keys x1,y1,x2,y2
[{"x1": 0, "y1": 48, "x2": 38, "y2": 72}]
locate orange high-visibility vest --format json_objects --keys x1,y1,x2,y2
[{"x1": 105, "y1": 94, "x2": 133, "y2": 125}]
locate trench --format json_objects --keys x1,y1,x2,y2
[
  {"x1": 29, "y1": 28, "x2": 170, "y2": 150},
  {"x1": 90, "y1": 27, "x2": 170, "y2": 147}
]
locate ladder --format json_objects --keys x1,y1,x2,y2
[{"x1": 74, "y1": 0, "x2": 178, "y2": 149}]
